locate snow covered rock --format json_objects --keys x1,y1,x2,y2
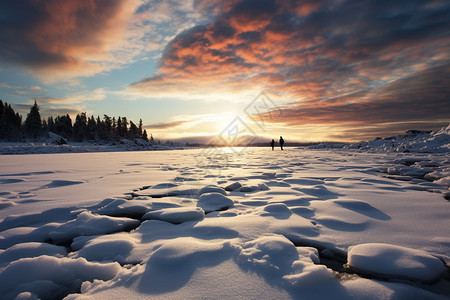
[
  {"x1": 197, "y1": 192, "x2": 234, "y2": 213},
  {"x1": 198, "y1": 185, "x2": 227, "y2": 196},
  {"x1": 49, "y1": 211, "x2": 140, "y2": 244},
  {"x1": 46, "y1": 132, "x2": 67, "y2": 145},
  {"x1": 225, "y1": 182, "x2": 242, "y2": 191},
  {"x1": 0, "y1": 242, "x2": 67, "y2": 268},
  {"x1": 0, "y1": 255, "x2": 120, "y2": 299},
  {"x1": 95, "y1": 198, "x2": 150, "y2": 218},
  {"x1": 71, "y1": 234, "x2": 137, "y2": 264},
  {"x1": 347, "y1": 243, "x2": 446, "y2": 283},
  {"x1": 345, "y1": 124, "x2": 450, "y2": 153},
  {"x1": 142, "y1": 207, "x2": 205, "y2": 224}
]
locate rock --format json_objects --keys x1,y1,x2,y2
[{"x1": 225, "y1": 182, "x2": 242, "y2": 191}]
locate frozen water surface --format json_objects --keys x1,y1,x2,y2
[{"x1": 0, "y1": 148, "x2": 449, "y2": 299}]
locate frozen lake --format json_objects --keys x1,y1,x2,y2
[{"x1": 0, "y1": 148, "x2": 449, "y2": 299}]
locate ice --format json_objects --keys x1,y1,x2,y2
[
  {"x1": 347, "y1": 243, "x2": 447, "y2": 283},
  {"x1": 197, "y1": 192, "x2": 234, "y2": 213}
]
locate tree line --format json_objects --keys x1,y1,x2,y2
[{"x1": 0, "y1": 100, "x2": 153, "y2": 143}]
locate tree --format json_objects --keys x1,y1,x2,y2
[
  {"x1": 87, "y1": 115, "x2": 97, "y2": 140},
  {"x1": 24, "y1": 101, "x2": 42, "y2": 139},
  {"x1": 120, "y1": 117, "x2": 128, "y2": 137},
  {"x1": 129, "y1": 120, "x2": 139, "y2": 140},
  {"x1": 54, "y1": 114, "x2": 72, "y2": 139},
  {"x1": 116, "y1": 117, "x2": 122, "y2": 138},
  {"x1": 73, "y1": 112, "x2": 87, "y2": 142},
  {"x1": 0, "y1": 100, "x2": 23, "y2": 140},
  {"x1": 142, "y1": 129, "x2": 149, "y2": 142},
  {"x1": 138, "y1": 119, "x2": 143, "y2": 138}
]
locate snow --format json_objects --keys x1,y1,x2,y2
[
  {"x1": 0, "y1": 145, "x2": 449, "y2": 299},
  {"x1": 0, "y1": 256, "x2": 120, "y2": 299},
  {"x1": 345, "y1": 124, "x2": 450, "y2": 153},
  {"x1": 197, "y1": 192, "x2": 234, "y2": 213},
  {"x1": 48, "y1": 211, "x2": 140, "y2": 244},
  {"x1": 347, "y1": 243, "x2": 447, "y2": 283},
  {"x1": 0, "y1": 140, "x2": 180, "y2": 155},
  {"x1": 142, "y1": 207, "x2": 205, "y2": 224}
]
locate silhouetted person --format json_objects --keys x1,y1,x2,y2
[
  {"x1": 279, "y1": 136, "x2": 284, "y2": 150},
  {"x1": 271, "y1": 139, "x2": 275, "y2": 151}
]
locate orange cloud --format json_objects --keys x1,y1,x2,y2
[
  {"x1": 0, "y1": 0, "x2": 141, "y2": 83},
  {"x1": 129, "y1": 0, "x2": 449, "y2": 137}
]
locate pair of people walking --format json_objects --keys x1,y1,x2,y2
[{"x1": 271, "y1": 136, "x2": 284, "y2": 150}]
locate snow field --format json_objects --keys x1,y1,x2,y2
[{"x1": 0, "y1": 148, "x2": 449, "y2": 299}]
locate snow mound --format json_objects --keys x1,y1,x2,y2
[
  {"x1": 71, "y1": 234, "x2": 137, "y2": 264},
  {"x1": 0, "y1": 242, "x2": 67, "y2": 268},
  {"x1": 236, "y1": 235, "x2": 334, "y2": 286},
  {"x1": 238, "y1": 183, "x2": 270, "y2": 193},
  {"x1": 345, "y1": 124, "x2": 450, "y2": 153},
  {"x1": 49, "y1": 211, "x2": 140, "y2": 244},
  {"x1": 95, "y1": 198, "x2": 150, "y2": 218},
  {"x1": 0, "y1": 255, "x2": 120, "y2": 299},
  {"x1": 142, "y1": 207, "x2": 205, "y2": 224},
  {"x1": 197, "y1": 192, "x2": 234, "y2": 213},
  {"x1": 198, "y1": 185, "x2": 227, "y2": 196},
  {"x1": 347, "y1": 243, "x2": 446, "y2": 283}
]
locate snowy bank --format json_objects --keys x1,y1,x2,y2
[{"x1": 0, "y1": 138, "x2": 181, "y2": 155}]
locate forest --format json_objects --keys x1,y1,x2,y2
[{"x1": 0, "y1": 100, "x2": 151, "y2": 143}]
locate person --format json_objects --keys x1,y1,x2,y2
[
  {"x1": 271, "y1": 139, "x2": 275, "y2": 151},
  {"x1": 279, "y1": 136, "x2": 284, "y2": 150}
]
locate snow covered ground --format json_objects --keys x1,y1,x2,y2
[
  {"x1": 0, "y1": 138, "x2": 180, "y2": 155},
  {"x1": 0, "y1": 148, "x2": 449, "y2": 299}
]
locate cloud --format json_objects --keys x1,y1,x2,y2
[
  {"x1": 38, "y1": 89, "x2": 107, "y2": 105},
  {"x1": 0, "y1": 83, "x2": 43, "y2": 95},
  {"x1": 0, "y1": 0, "x2": 143, "y2": 83},
  {"x1": 256, "y1": 63, "x2": 450, "y2": 127},
  {"x1": 130, "y1": 0, "x2": 450, "y2": 135},
  {"x1": 13, "y1": 103, "x2": 85, "y2": 120},
  {"x1": 10, "y1": 88, "x2": 108, "y2": 119},
  {"x1": 146, "y1": 120, "x2": 187, "y2": 129}
]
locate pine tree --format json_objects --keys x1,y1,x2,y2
[
  {"x1": 116, "y1": 117, "x2": 122, "y2": 138},
  {"x1": 121, "y1": 117, "x2": 128, "y2": 138},
  {"x1": 103, "y1": 115, "x2": 112, "y2": 137},
  {"x1": 142, "y1": 129, "x2": 149, "y2": 142},
  {"x1": 24, "y1": 101, "x2": 42, "y2": 139},
  {"x1": 87, "y1": 115, "x2": 96, "y2": 140},
  {"x1": 0, "y1": 100, "x2": 23, "y2": 140},
  {"x1": 73, "y1": 112, "x2": 87, "y2": 141},
  {"x1": 138, "y1": 119, "x2": 143, "y2": 138},
  {"x1": 129, "y1": 121, "x2": 139, "y2": 140},
  {"x1": 47, "y1": 116, "x2": 55, "y2": 132}
]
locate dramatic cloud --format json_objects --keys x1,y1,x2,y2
[
  {"x1": 257, "y1": 64, "x2": 450, "y2": 126},
  {"x1": 131, "y1": 0, "x2": 450, "y2": 136},
  {"x1": 0, "y1": 0, "x2": 142, "y2": 83}
]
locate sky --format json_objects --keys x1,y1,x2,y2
[{"x1": 0, "y1": 0, "x2": 449, "y2": 143}]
